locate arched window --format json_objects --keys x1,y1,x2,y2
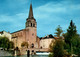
[
  {"x1": 32, "y1": 50, "x2": 34, "y2": 52},
  {"x1": 31, "y1": 23, "x2": 32, "y2": 27},
  {"x1": 33, "y1": 24, "x2": 35, "y2": 27},
  {"x1": 31, "y1": 43, "x2": 34, "y2": 48}
]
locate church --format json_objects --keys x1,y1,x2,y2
[{"x1": 11, "y1": 3, "x2": 40, "y2": 49}]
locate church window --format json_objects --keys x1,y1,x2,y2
[
  {"x1": 31, "y1": 43, "x2": 34, "y2": 48},
  {"x1": 32, "y1": 50, "x2": 34, "y2": 52},
  {"x1": 33, "y1": 24, "x2": 35, "y2": 27},
  {"x1": 27, "y1": 22, "x2": 29, "y2": 26},
  {"x1": 31, "y1": 23, "x2": 32, "y2": 27}
]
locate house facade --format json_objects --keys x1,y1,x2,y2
[
  {"x1": 0, "y1": 31, "x2": 12, "y2": 41},
  {"x1": 40, "y1": 34, "x2": 55, "y2": 49}
]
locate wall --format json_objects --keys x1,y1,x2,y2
[{"x1": 40, "y1": 38, "x2": 55, "y2": 48}]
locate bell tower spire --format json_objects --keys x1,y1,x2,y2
[
  {"x1": 26, "y1": 2, "x2": 37, "y2": 28},
  {"x1": 28, "y1": 3, "x2": 34, "y2": 19}
]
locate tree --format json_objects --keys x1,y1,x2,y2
[
  {"x1": 0, "y1": 37, "x2": 14, "y2": 50},
  {"x1": 55, "y1": 25, "x2": 63, "y2": 37},
  {"x1": 8, "y1": 41, "x2": 14, "y2": 49},
  {"x1": 21, "y1": 42, "x2": 28, "y2": 48},
  {"x1": 49, "y1": 39, "x2": 64, "y2": 57},
  {"x1": 53, "y1": 39, "x2": 64, "y2": 57},
  {"x1": 77, "y1": 38, "x2": 80, "y2": 56},
  {"x1": 64, "y1": 20, "x2": 80, "y2": 55},
  {"x1": 49, "y1": 40, "x2": 55, "y2": 52},
  {"x1": 65, "y1": 20, "x2": 77, "y2": 45},
  {"x1": 0, "y1": 37, "x2": 9, "y2": 49}
]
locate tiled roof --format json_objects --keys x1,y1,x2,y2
[
  {"x1": 11, "y1": 29, "x2": 24, "y2": 34},
  {"x1": 40, "y1": 34, "x2": 55, "y2": 39},
  {"x1": 0, "y1": 31, "x2": 3, "y2": 34}
]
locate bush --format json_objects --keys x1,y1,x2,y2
[
  {"x1": 0, "y1": 37, "x2": 14, "y2": 50},
  {"x1": 21, "y1": 42, "x2": 28, "y2": 48},
  {"x1": 49, "y1": 53, "x2": 53, "y2": 57}
]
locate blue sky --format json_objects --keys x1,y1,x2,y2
[{"x1": 0, "y1": 0, "x2": 80, "y2": 37}]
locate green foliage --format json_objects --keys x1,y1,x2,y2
[
  {"x1": 0, "y1": 37, "x2": 9, "y2": 49},
  {"x1": 21, "y1": 42, "x2": 28, "y2": 48},
  {"x1": 49, "y1": 20, "x2": 80, "y2": 57},
  {"x1": 0, "y1": 37, "x2": 14, "y2": 50},
  {"x1": 75, "y1": 37, "x2": 80, "y2": 56},
  {"x1": 65, "y1": 20, "x2": 77, "y2": 46},
  {"x1": 55, "y1": 25, "x2": 63, "y2": 37},
  {"x1": 64, "y1": 20, "x2": 80, "y2": 56},
  {"x1": 53, "y1": 39, "x2": 64, "y2": 57},
  {"x1": 8, "y1": 41, "x2": 14, "y2": 49},
  {"x1": 49, "y1": 40, "x2": 55, "y2": 52},
  {"x1": 64, "y1": 43, "x2": 71, "y2": 53},
  {"x1": 48, "y1": 53, "x2": 53, "y2": 57}
]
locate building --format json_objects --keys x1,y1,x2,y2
[
  {"x1": 11, "y1": 3, "x2": 39, "y2": 49},
  {"x1": 40, "y1": 34, "x2": 55, "y2": 49},
  {"x1": 0, "y1": 31, "x2": 12, "y2": 41}
]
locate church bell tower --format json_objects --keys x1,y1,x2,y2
[
  {"x1": 26, "y1": 3, "x2": 37, "y2": 28},
  {"x1": 25, "y1": 3, "x2": 37, "y2": 48}
]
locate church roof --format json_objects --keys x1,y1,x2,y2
[
  {"x1": 28, "y1": 3, "x2": 34, "y2": 19},
  {"x1": 11, "y1": 29, "x2": 24, "y2": 34}
]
